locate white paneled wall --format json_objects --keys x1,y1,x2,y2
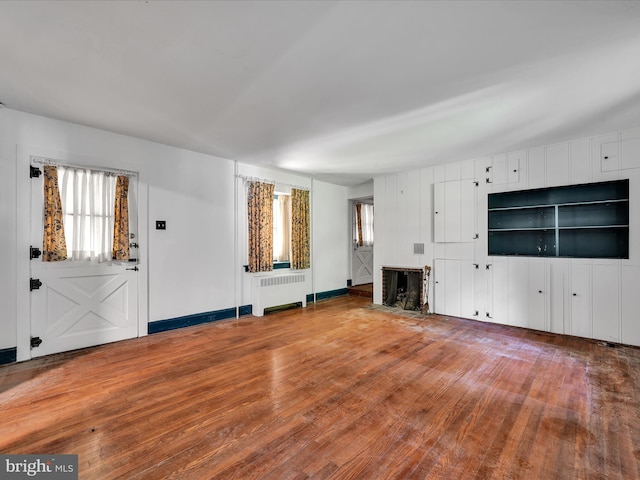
[{"x1": 374, "y1": 125, "x2": 640, "y2": 346}]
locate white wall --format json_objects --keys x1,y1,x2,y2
[
  {"x1": 374, "y1": 125, "x2": 640, "y2": 346},
  {"x1": 312, "y1": 180, "x2": 349, "y2": 294},
  {"x1": 347, "y1": 180, "x2": 373, "y2": 200},
  {"x1": 0, "y1": 108, "x2": 350, "y2": 356}
]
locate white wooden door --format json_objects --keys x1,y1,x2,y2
[
  {"x1": 30, "y1": 163, "x2": 139, "y2": 358},
  {"x1": 352, "y1": 246, "x2": 373, "y2": 286},
  {"x1": 30, "y1": 263, "x2": 138, "y2": 357}
]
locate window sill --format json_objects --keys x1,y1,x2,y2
[{"x1": 243, "y1": 262, "x2": 291, "y2": 272}]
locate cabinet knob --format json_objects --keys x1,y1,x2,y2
[
  {"x1": 538, "y1": 290, "x2": 543, "y2": 294},
  {"x1": 572, "y1": 293, "x2": 577, "y2": 296}
]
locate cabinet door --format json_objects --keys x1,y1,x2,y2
[
  {"x1": 444, "y1": 259, "x2": 462, "y2": 317},
  {"x1": 488, "y1": 260, "x2": 508, "y2": 324},
  {"x1": 434, "y1": 180, "x2": 474, "y2": 243},
  {"x1": 600, "y1": 141, "x2": 620, "y2": 172},
  {"x1": 507, "y1": 260, "x2": 528, "y2": 328},
  {"x1": 622, "y1": 266, "x2": 640, "y2": 347},
  {"x1": 445, "y1": 180, "x2": 462, "y2": 242},
  {"x1": 507, "y1": 151, "x2": 524, "y2": 185},
  {"x1": 460, "y1": 180, "x2": 476, "y2": 242},
  {"x1": 592, "y1": 264, "x2": 620, "y2": 343},
  {"x1": 434, "y1": 258, "x2": 446, "y2": 314},
  {"x1": 528, "y1": 261, "x2": 549, "y2": 332},
  {"x1": 570, "y1": 264, "x2": 592, "y2": 338},
  {"x1": 473, "y1": 261, "x2": 488, "y2": 321},
  {"x1": 549, "y1": 261, "x2": 569, "y2": 334},
  {"x1": 492, "y1": 155, "x2": 508, "y2": 185},
  {"x1": 593, "y1": 132, "x2": 620, "y2": 181},
  {"x1": 460, "y1": 261, "x2": 475, "y2": 319}
]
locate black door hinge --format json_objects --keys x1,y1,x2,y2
[
  {"x1": 31, "y1": 336, "x2": 42, "y2": 349},
  {"x1": 30, "y1": 166, "x2": 41, "y2": 178},
  {"x1": 30, "y1": 246, "x2": 42, "y2": 260},
  {"x1": 30, "y1": 278, "x2": 42, "y2": 291}
]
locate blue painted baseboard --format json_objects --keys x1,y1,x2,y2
[
  {"x1": 150, "y1": 288, "x2": 349, "y2": 335},
  {"x1": 0, "y1": 347, "x2": 17, "y2": 365},
  {"x1": 149, "y1": 305, "x2": 252, "y2": 334},
  {"x1": 307, "y1": 288, "x2": 349, "y2": 303}
]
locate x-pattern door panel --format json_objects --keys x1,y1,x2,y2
[
  {"x1": 353, "y1": 246, "x2": 373, "y2": 286},
  {"x1": 30, "y1": 264, "x2": 138, "y2": 357}
]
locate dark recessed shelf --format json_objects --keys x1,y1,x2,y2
[{"x1": 488, "y1": 180, "x2": 629, "y2": 259}]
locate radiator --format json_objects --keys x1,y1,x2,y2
[{"x1": 251, "y1": 273, "x2": 307, "y2": 317}]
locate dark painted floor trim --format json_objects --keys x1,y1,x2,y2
[
  {"x1": 150, "y1": 288, "x2": 349, "y2": 335},
  {"x1": 307, "y1": 288, "x2": 349, "y2": 303},
  {"x1": 0, "y1": 347, "x2": 17, "y2": 365},
  {"x1": 149, "y1": 305, "x2": 252, "y2": 334}
]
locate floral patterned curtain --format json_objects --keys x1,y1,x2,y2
[
  {"x1": 42, "y1": 165, "x2": 68, "y2": 262},
  {"x1": 112, "y1": 175, "x2": 130, "y2": 260},
  {"x1": 291, "y1": 188, "x2": 310, "y2": 270},
  {"x1": 355, "y1": 203, "x2": 364, "y2": 247},
  {"x1": 247, "y1": 181, "x2": 275, "y2": 272}
]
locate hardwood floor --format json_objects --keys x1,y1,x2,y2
[{"x1": 1, "y1": 296, "x2": 639, "y2": 479}]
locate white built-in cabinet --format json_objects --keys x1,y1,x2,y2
[
  {"x1": 434, "y1": 180, "x2": 476, "y2": 243},
  {"x1": 433, "y1": 258, "x2": 474, "y2": 319},
  {"x1": 381, "y1": 127, "x2": 640, "y2": 347},
  {"x1": 435, "y1": 256, "x2": 626, "y2": 344},
  {"x1": 430, "y1": 129, "x2": 640, "y2": 346}
]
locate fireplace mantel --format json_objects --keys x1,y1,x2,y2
[{"x1": 381, "y1": 266, "x2": 423, "y2": 273}]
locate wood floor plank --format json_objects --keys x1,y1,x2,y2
[{"x1": 1, "y1": 296, "x2": 640, "y2": 479}]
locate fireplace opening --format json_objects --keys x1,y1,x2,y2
[{"x1": 382, "y1": 267, "x2": 423, "y2": 311}]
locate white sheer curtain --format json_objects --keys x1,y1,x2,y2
[
  {"x1": 273, "y1": 194, "x2": 291, "y2": 262},
  {"x1": 354, "y1": 203, "x2": 374, "y2": 247},
  {"x1": 58, "y1": 166, "x2": 116, "y2": 262}
]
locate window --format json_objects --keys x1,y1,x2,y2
[
  {"x1": 58, "y1": 166, "x2": 117, "y2": 262},
  {"x1": 273, "y1": 193, "x2": 291, "y2": 262},
  {"x1": 354, "y1": 202, "x2": 374, "y2": 247}
]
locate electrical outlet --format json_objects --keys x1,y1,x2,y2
[{"x1": 156, "y1": 220, "x2": 166, "y2": 230}]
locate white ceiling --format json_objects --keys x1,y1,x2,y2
[{"x1": 2, "y1": 1, "x2": 640, "y2": 186}]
